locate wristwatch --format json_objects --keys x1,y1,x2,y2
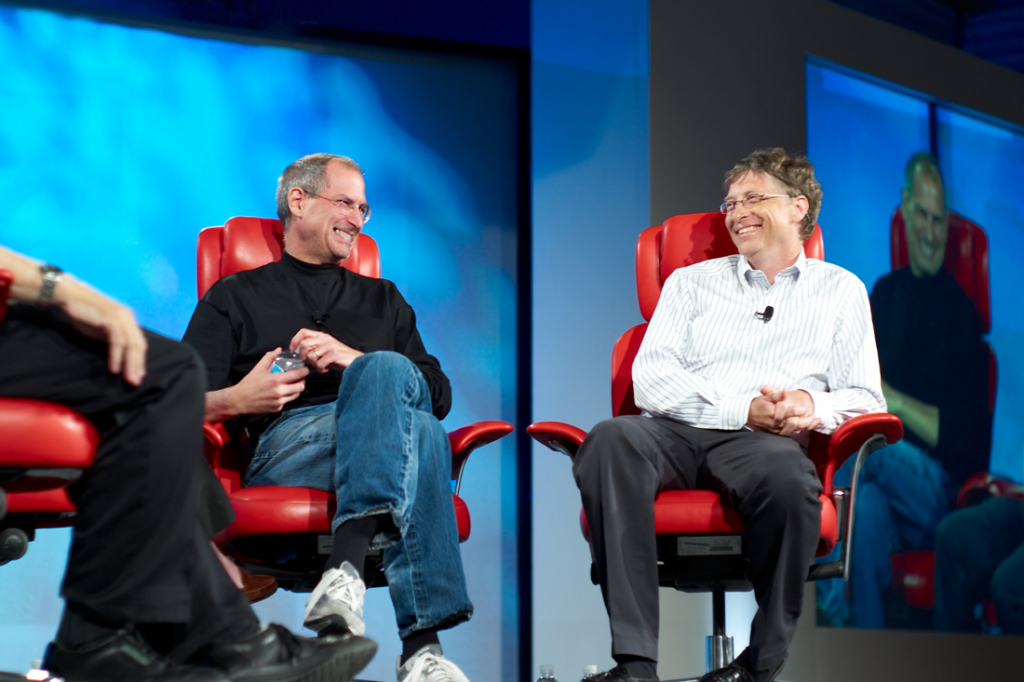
[{"x1": 39, "y1": 263, "x2": 63, "y2": 305}]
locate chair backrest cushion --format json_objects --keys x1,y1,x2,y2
[
  {"x1": 890, "y1": 207, "x2": 990, "y2": 332},
  {"x1": 637, "y1": 212, "x2": 823, "y2": 321},
  {"x1": 197, "y1": 216, "x2": 381, "y2": 298},
  {"x1": 616, "y1": 211, "x2": 823, "y2": 416}
]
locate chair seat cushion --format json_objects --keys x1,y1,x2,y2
[
  {"x1": 0, "y1": 398, "x2": 99, "y2": 468},
  {"x1": 2, "y1": 487, "x2": 76, "y2": 517},
  {"x1": 215, "y1": 486, "x2": 471, "y2": 545},
  {"x1": 579, "y1": 490, "x2": 839, "y2": 557}
]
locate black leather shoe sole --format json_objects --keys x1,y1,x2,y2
[
  {"x1": 43, "y1": 631, "x2": 227, "y2": 682},
  {"x1": 304, "y1": 615, "x2": 352, "y2": 637},
  {"x1": 218, "y1": 633, "x2": 377, "y2": 682}
]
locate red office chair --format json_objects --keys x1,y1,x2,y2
[
  {"x1": 528, "y1": 213, "x2": 903, "y2": 673},
  {"x1": 197, "y1": 217, "x2": 513, "y2": 591},
  {"x1": 0, "y1": 270, "x2": 100, "y2": 566},
  {"x1": 888, "y1": 208, "x2": 1009, "y2": 620}
]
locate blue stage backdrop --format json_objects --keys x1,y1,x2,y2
[
  {"x1": 0, "y1": 5, "x2": 521, "y2": 680},
  {"x1": 807, "y1": 60, "x2": 1024, "y2": 634}
]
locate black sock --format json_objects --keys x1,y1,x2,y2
[
  {"x1": 400, "y1": 628, "x2": 440, "y2": 666},
  {"x1": 613, "y1": 654, "x2": 657, "y2": 680},
  {"x1": 56, "y1": 603, "x2": 121, "y2": 651},
  {"x1": 327, "y1": 515, "x2": 380, "y2": 577},
  {"x1": 135, "y1": 623, "x2": 189, "y2": 656}
]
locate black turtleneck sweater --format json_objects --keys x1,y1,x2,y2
[
  {"x1": 870, "y1": 267, "x2": 991, "y2": 489},
  {"x1": 183, "y1": 251, "x2": 451, "y2": 438}
]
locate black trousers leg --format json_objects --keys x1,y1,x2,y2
[
  {"x1": 696, "y1": 429, "x2": 821, "y2": 678},
  {"x1": 934, "y1": 497, "x2": 1024, "y2": 633},
  {"x1": 573, "y1": 416, "x2": 696, "y2": 662},
  {"x1": 573, "y1": 416, "x2": 821, "y2": 679},
  {"x1": 0, "y1": 307, "x2": 256, "y2": 648}
]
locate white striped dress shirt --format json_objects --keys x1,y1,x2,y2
[{"x1": 632, "y1": 251, "x2": 886, "y2": 434}]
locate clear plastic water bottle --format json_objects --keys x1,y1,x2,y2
[
  {"x1": 271, "y1": 349, "x2": 305, "y2": 373},
  {"x1": 581, "y1": 665, "x2": 598, "y2": 681},
  {"x1": 537, "y1": 664, "x2": 559, "y2": 682}
]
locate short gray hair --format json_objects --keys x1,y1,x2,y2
[
  {"x1": 276, "y1": 154, "x2": 363, "y2": 229},
  {"x1": 903, "y1": 151, "x2": 944, "y2": 199}
]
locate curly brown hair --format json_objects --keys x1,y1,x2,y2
[{"x1": 724, "y1": 148, "x2": 822, "y2": 240}]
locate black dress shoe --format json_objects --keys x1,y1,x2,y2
[
  {"x1": 583, "y1": 664, "x2": 658, "y2": 682},
  {"x1": 696, "y1": 663, "x2": 753, "y2": 682},
  {"x1": 195, "y1": 623, "x2": 377, "y2": 682},
  {"x1": 698, "y1": 652, "x2": 784, "y2": 682},
  {"x1": 42, "y1": 629, "x2": 228, "y2": 682}
]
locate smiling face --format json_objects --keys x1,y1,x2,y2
[
  {"x1": 284, "y1": 161, "x2": 367, "y2": 265},
  {"x1": 723, "y1": 171, "x2": 807, "y2": 277},
  {"x1": 902, "y1": 170, "x2": 947, "y2": 278}
]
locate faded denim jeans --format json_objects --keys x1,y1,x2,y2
[
  {"x1": 816, "y1": 438, "x2": 954, "y2": 628},
  {"x1": 245, "y1": 351, "x2": 472, "y2": 636}
]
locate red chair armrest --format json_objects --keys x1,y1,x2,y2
[
  {"x1": 957, "y1": 472, "x2": 1024, "y2": 507},
  {"x1": 448, "y1": 421, "x2": 514, "y2": 495},
  {"x1": 203, "y1": 421, "x2": 226, "y2": 452},
  {"x1": 203, "y1": 421, "x2": 245, "y2": 494},
  {"x1": 527, "y1": 421, "x2": 588, "y2": 460},
  {"x1": 828, "y1": 413, "x2": 904, "y2": 465}
]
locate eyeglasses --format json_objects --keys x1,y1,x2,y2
[
  {"x1": 720, "y1": 193, "x2": 793, "y2": 215},
  {"x1": 305, "y1": 190, "x2": 372, "y2": 224},
  {"x1": 908, "y1": 200, "x2": 946, "y2": 230}
]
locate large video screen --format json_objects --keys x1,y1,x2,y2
[
  {"x1": 0, "y1": 5, "x2": 521, "y2": 680},
  {"x1": 808, "y1": 60, "x2": 1024, "y2": 635}
]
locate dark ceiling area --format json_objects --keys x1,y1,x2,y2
[{"x1": 833, "y1": 0, "x2": 1024, "y2": 72}]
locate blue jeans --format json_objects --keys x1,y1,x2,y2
[
  {"x1": 816, "y1": 439, "x2": 954, "y2": 628},
  {"x1": 245, "y1": 351, "x2": 473, "y2": 637}
]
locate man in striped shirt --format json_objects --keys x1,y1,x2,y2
[{"x1": 576, "y1": 149, "x2": 886, "y2": 682}]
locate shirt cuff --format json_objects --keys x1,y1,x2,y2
[
  {"x1": 806, "y1": 389, "x2": 835, "y2": 432},
  {"x1": 719, "y1": 394, "x2": 755, "y2": 431}
]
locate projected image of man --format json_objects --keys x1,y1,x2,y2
[{"x1": 818, "y1": 152, "x2": 992, "y2": 629}]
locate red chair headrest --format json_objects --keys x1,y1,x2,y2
[
  {"x1": 637, "y1": 212, "x2": 823, "y2": 321},
  {"x1": 890, "y1": 208, "x2": 990, "y2": 332},
  {"x1": 197, "y1": 217, "x2": 381, "y2": 298}
]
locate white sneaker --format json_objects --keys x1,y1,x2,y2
[
  {"x1": 303, "y1": 561, "x2": 367, "y2": 637},
  {"x1": 396, "y1": 645, "x2": 470, "y2": 682}
]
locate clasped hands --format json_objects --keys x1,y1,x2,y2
[
  {"x1": 226, "y1": 329, "x2": 363, "y2": 415},
  {"x1": 746, "y1": 385, "x2": 820, "y2": 438}
]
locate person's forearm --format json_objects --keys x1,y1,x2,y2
[
  {"x1": 0, "y1": 245, "x2": 49, "y2": 303},
  {"x1": 204, "y1": 386, "x2": 240, "y2": 423},
  {"x1": 884, "y1": 382, "x2": 939, "y2": 448},
  {"x1": 1, "y1": 246, "x2": 98, "y2": 311}
]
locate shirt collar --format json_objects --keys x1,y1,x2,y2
[{"x1": 736, "y1": 250, "x2": 807, "y2": 286}]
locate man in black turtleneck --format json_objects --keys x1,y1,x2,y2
[
  {"x1": 817, "y1": 152, "x2": 991, "y2": 630},
  {"x1": 183, "y1": 153, "x2": 473, "y2": 682}
]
